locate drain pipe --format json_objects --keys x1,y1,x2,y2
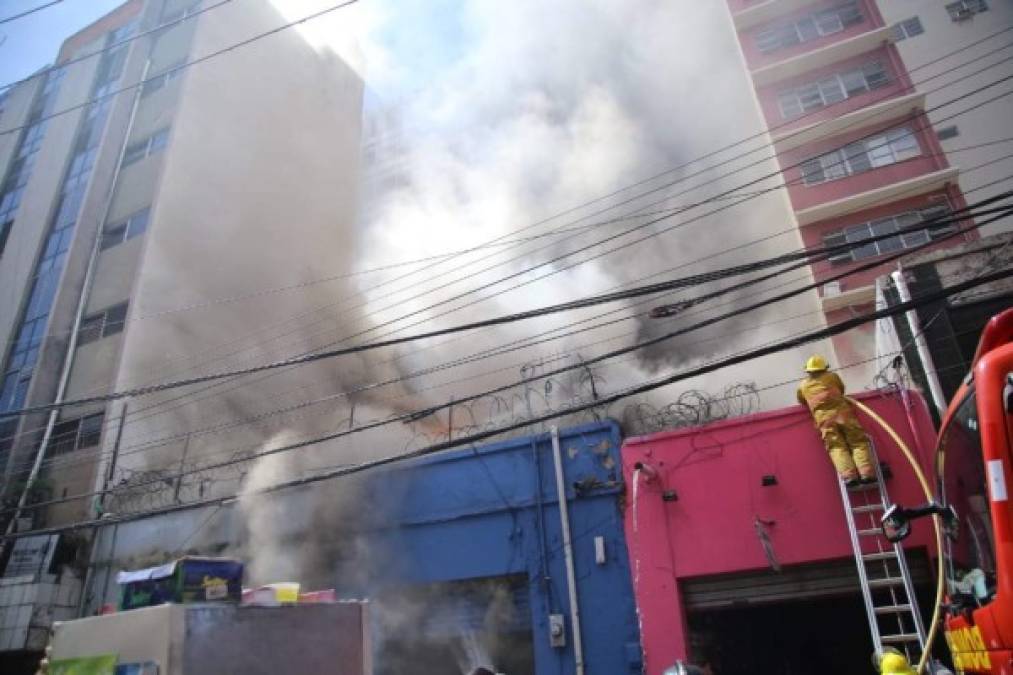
[
  {"x1": 891, "y1": 267, "x2": 947, "y2": 416},
  {"x1": 1, "y1": 60, "x2": 150, "y2": 555},
  {"x1": 550, "y1": 426, "x2": 584, "y2": 675}
]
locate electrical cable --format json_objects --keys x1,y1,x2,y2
[
  {"x1": 0, "y1": 0, "x2": 65, "y2": 26},
  {"x1": 7, "y1": 32, "x2": 1013, "y2": 458},
  {"x1": 0, "y1": 0, "x2": 362, "y2": 136},
  {"x1": 3, "y1": 195, "x2": 1007, "y2": 421},
  {"x1": 5, "y1": 163, "x2": 1012, "y2": 478},
  {"x1": 20, "y1": 33, "x2": 1009, "y2": 447},
  {"x1": 32, "y1": 30, "x2": 1013, "y2": 393},
  {"x1": 8, "y1": 208, "x2": 1010, "y2": 516},
  {"x1": 0, "y1": 1, "x2": 235, "y2": 92},
  {"x1": 116, "y1": 62, "x2": 1013, "y2": 411},
  {"x1": 4, "y1": 266, "x2": 1008, "y2": 540}
]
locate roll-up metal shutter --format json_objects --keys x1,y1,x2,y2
[{"x1": 682, "y1": 555, "x2": 931, "y2": 611}]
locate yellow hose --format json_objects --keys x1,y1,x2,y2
[{"x1": 848, "y1": 398, "x2": 945, "y2": 675}]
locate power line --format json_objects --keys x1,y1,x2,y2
[
  {"x1": 30, "y1": 157, "x2": 1013, "y2": 481},
  {"x1": 3, "y1": 195, "x2": 1007, "y2": 421},
  {"x1": 0, "y1": 0, "x2": 65, "y2": 26},
  {"x1": 34, "y1": 31, "x2": 1013, "y2": 434},
  {"x1": 138, "y1": 58, "x2": 1013, "y2": 392},
  {"x1": 17, "y1": 289, "x2": 1004, "y2": 514},
  {"x1": 6, "y1": 143, "x2": 1012, "y2": 470},
  {"x1": 6, "y1": 30, "x2": 1010, "y2": 458},
  {"x1": 0, "y1": 0, "x2": 235, "y2": 92},
  {"x1": 9, "y1": 204, "x2": 1010, "y2": 515},
  {"x1": 0, "y1": 0, "x2": 362, "y2": 136},
  {"x1": 29, "y1": 29, "x2": 1013, "y2": 392},
  {"x1": 5, "y1": 266, "x2": 1007, "y2": 540}
]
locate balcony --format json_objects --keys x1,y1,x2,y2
[
  {"x1": 773, "y1": 91, "x2": 925, "y2": 151},
  {"x1": 795, "y1": 166, "x2": 960, "y2": 225},
  {"x1": 732, "y1": 0, "x2": 820, "y2": 30},
  {"x1": 750, "y1": 24, "x2": 895, "y2": 87}
]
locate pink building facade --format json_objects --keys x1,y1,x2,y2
[
  {"x1": 621, "y1": 390, "x2": 939, "y2": 673},
  {"x1": 726, "y1": 0, "x2": 977, "y2": 378}
]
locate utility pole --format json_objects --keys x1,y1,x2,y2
[{"x1": 891, "y1": 267, "x2": 947, "y2": 416}]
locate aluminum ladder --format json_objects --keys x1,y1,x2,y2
[{"x1": 836, "y1": 446, "x2": 928, "y2": 667}]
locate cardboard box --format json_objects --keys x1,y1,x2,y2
[{"x1": 117, "y1": 557, "x2": 242, "y2": 610}]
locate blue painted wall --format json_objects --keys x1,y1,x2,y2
[{"x1": 350, "y1": 420, "x2": 642, "y2": 674}]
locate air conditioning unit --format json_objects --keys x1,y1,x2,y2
[{"x1": 823, "y1": 281, "x2": 842, "y2": 297}]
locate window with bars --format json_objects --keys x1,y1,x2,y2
[
  {"x1": 800, "y1": 126, "x2": 921, "y2": 185},
  {"x1": 946, "y1": 0, "x2": 988, "y2": 21},
  {"x1": 777, "y1": 61, "x2": 889, "y2": 118},
  {"x1": 121, "y1": 128, "x2": 171, "y2": 168},
  {"x1": 50, "y1": 412, "x2": 105, "y2": 455},
  {"x1": 77, "y1": 302, "x2": 129, "y2": 346},
  {"x1": 823, "y1": 205, "x2": 954, "y2": 264},
  {"x1": 892, "y1": 16, "x2": 925, "y2": 41},
  {"x1": 101, "y1": 208, "x2": 151, "y2": 250},
  {"x1": 755, "y1": 1, "x2": 863, "y2": 54}
]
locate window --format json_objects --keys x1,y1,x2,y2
[
  {"x1": 823, "y1": 205, "x2": 953, "y2": 264},
  {"x1": 937, "y1": 125, "x2": 960, "y2": 141},
  {"x1": 101, "y1": 208, "x2": 150, "y2": 250},
  {"x1": 756, "y1": 1, "x2": 863, "y2": 54},
  {"x1": 159, "y1": 1, "x2": 203, "y2": 26},
  {"x1": 0, "y1": 219, "x2": 11, "y2": 257},
  {"x1": 121, "y1": 128, "x2": 171, "y2": 168},
  {"x1": 946, "y1": 0, "x2": 988, "y2": 21},
  {"x1": 801, "y1": 126, "x2": 921, "y2": 185},
  {"x1": 939, "y1": 387, "x2": 997, "y2": 598},
  {"x1": 77, "y1": 302, "x2": 129, "y2": 346},
  {"x1": 892, "y1": 16, "x2": 925, "y2": 41},
  {"x1": 141, "y1": 66, "x2": 185, "y2": 97},
  {"x1": 777, "y1": 61, "x2": 889, "y2": 119},
  {"x1": 50, "y1": 412, "x2": 105, "y2": 455}
]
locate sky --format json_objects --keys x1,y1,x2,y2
[{"x1": 0, "y1": 0, "x2": 126, "y2": 86}]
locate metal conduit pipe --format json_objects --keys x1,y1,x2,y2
[{"x1": 550, "y1": 426, "x2": 584, "y2": 675}]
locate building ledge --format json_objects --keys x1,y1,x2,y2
[
  {"x1": 750, "y1": 25, "x2": 895, "y2": 88},
  {"x1": 773, "y1": 92, "x2": 925, "y2": 151},
  {"x1": 732, "y1": 0, "x2": 817, "y2": 31},
  {"x1": 795, "y1": 166, "x2": 960, "y2": 226},
  {"x1": 821, "y1": 283, "x2": 875, "y2": 312}
]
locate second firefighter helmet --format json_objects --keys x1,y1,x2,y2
[{"x1": 804, "y1": 355, "x2": 829, "y2": 373}]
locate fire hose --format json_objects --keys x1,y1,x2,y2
[{"x1": 848, "y1": 398, "x2": 946, "y2": 675}]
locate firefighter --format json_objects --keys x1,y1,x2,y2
[{"x1": 796, "y1": 355, "x2": 875, "y2": 486}]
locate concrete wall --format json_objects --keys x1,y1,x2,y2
[
  {"x1": 621, "y1": 390, "x2": 938, "y2": 673},
  {"x1": 876, "y1": 0, "x2": 1013, "y2": 237},
  {"x1": 103, "y1": 0, "x2": 366, "y2": 493}
]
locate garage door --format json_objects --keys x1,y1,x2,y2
[{"x1": 682, "y1": 554, "x2": 931, "y2": 611}]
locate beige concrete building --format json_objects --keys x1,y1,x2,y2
[
  {"x1": 0, "y1": 0, "x2": 363, "y2": 661},
  {"x1": 877, "y1": 0, "x2": 1013, "y2": 237}
]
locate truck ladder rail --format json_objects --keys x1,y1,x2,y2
[{"x1": 836, "y1": 442, "x2": 929, "y2": 668}]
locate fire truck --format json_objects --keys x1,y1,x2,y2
[{"x1": 884, "y1": 308, "x2": 1012, "y2": 673}]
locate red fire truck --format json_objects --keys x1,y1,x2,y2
[{"x1": 886, "y1": 308, "x2": 1012, "y2": 673}]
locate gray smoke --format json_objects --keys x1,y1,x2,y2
[{"x1": 101, "y1": 0, "x2": 837, "y2": 612}]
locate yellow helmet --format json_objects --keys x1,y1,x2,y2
[
  {"x1": 804, "y1": 355, "x2": 829, "y2": 372},
  {"x1": 879, "y1": 651, "x2": 915, "y2": 674}
]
